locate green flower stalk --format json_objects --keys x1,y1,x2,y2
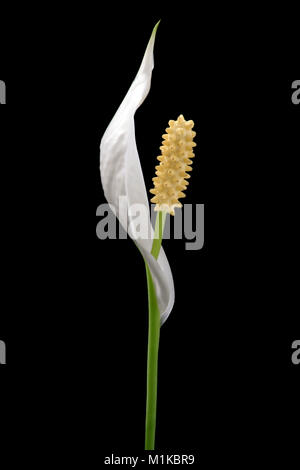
[{"x1": 145, "y1": 117, "x2": 196, "y2": 449}]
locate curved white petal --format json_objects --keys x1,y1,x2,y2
[{"x1": 100, "y1": 22, "x2": 174, "y2": 325}]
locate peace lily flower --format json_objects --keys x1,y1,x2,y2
[
  {"x1": 100, "y1": 21, "x2": 174, "y2": 327},
  {"x1": 99, "y1": 21, "x2": 196, "y2": 450}
]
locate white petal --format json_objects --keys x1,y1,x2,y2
[{"x1": 100, "y1": 22, "x2": 174, "y2": 325}]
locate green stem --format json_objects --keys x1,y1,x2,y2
[
  {"x1": 151, "y1": 210, "x2": 167, "y2": 259},
  {"x1": 145, "y1": 211, "x2": 166, "y2": 450}
]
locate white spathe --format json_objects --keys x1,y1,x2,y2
[{"x1": 100, "y1": 22, "x2": 174, "y2": 325}]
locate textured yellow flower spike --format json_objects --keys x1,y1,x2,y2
[{"x1": 150, "y1": 115, "x2": 196, "y2": 216}]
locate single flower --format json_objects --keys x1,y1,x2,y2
[
  {"x1": 100, "y1": 21, "x2": 174, "y2": 326},
  {"x1": 99, "y1": 21, "x2": 197, "y2": 451}
]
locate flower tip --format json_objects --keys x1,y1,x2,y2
[{"x1": 152, "y1": 19, "x2": 161, "y2": 38}]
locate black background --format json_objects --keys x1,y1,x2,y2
[{"x1": 0, "y1": 9, "x2": 299, "y2": 464}]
